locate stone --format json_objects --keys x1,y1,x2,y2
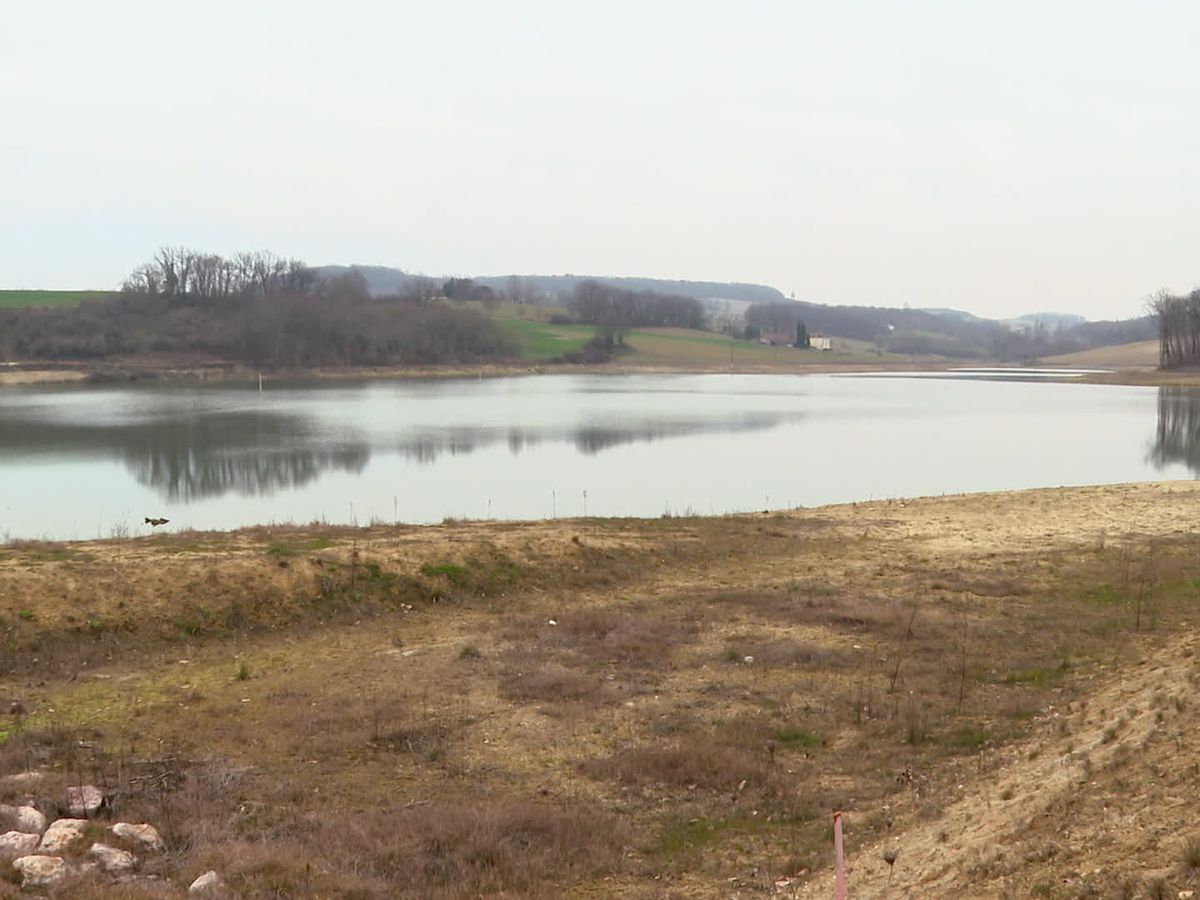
[
  {"x1": 14, "y1": 806, "x2": 47, "y2": 834},
  {"x1": 189, "y1": 870, "x2": 229, "y2": 897},
  {"x1": 39, "y1": 818, "x2": 88, "y2": 853},
  {"x1": 0, "y1": 831, "x2": 40, "y2": 856},
  {"x1": 90, "y1": 841, "x2": 136, "y2": 872},
  {"x1": 1, "y1": 771, "x2": 43, "y2": 791},
  {"x1": 65, "y1": 784, "x2": 106, "y2": 817},
  {"x1": 112, "y1": 821, "x2": 165, "y2": 852},
  {"x1": 13, "y1": 855, "x2": 67, "y2": 887}
]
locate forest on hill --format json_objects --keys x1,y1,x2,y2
[{"x1": 0, "y1": 249, "x2": 519, "y2": 367}]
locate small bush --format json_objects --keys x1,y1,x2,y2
[{"x1": 1182, "y1": 836, "x2": 1200, "y2": 870}]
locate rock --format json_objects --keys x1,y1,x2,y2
[
  {"x1": 13, "y1": 855, "x2": 68, "y2": 887},
  {"x1": 188, "y1": 869, "x2": 229, "y2": 897},
  {"x1": 189, "y1": 870, "x2": 229, "y2": 897},
  {"x1": 90, "y1": 841, "x2": 136, "y2": 872},
  {"x1": 112, "y1": 821, "x2": 165, "y2": 852},
  {"x1": 39, "y1": 818, "x2": 88, "y2": 853},
  {"x1": 65, "y1": 784, "x2": 106, "y2": 816},
  {"x1": 0, "y1": 803, "x2": 46, "y2": 834},
  {"x1": 1, "y1": 771, "x2": 42, "y2": 791},
  {"x1": 0, "y1": 831, "x2": 40, "y2": 856},
  {"x1": 14, "y1": 806, "x2": 47, "y2": 834}
]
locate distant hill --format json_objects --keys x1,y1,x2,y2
[
  {"x1": 752, "y1": 299, "x2": 1155, "y2": 361},
  {"x1": 473, "y1": 274, "x2": 785, "y2": 306},
  {"x1": 316, "y1": 265, "x2": 425, "y2": 295},
  {"x1": 1008, "y1": 312, "x2": 1088, "y2": 330},
  {"x1": 316, "y1": 265, "x2": 785, "y2": 306},
  {"x1": 314, "y1": 264, "x2": 1154, "y2": 361}
]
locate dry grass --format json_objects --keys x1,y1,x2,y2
[{"x1": 3, "y1": 485, "x2": 1200, "y2": 895}]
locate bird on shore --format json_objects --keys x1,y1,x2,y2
[{"x1": 144, "y1": 517, "x2": 169, "y2": 527}]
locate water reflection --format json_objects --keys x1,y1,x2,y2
[
  {"x1": 391, "y1": 412, "x2": 794, "y2": 463},
  {"x1": 1150, "y1": 387, "x2": 1200, "y2": 477},
  {"x1": 0, "y1": 405, "x2": 368, "y2": 501},
  {"x1": 123, "y1": 444, "x2": 369, "y2": 501},
  {"x1": 0, "y1": 391, "x2": 796, "y2": 500}
]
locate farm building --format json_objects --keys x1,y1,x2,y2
[
  {"x1": 811, "y1": 334, "x2": 833, "y2": 351},
  {"x1": 758, "y1": 331, "x2": 793, "y2": 346}
]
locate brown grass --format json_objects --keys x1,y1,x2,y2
[{"x1": 3, "y1": 485, "x2": 1200, "y2": 895}]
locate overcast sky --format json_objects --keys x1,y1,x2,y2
[{"x1": 3, "y1": 2, "x2": 1198, "y2": 320}]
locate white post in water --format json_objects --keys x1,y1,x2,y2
[{"x1": 258, "y1": 373, "x2": 263, "y2": 392}]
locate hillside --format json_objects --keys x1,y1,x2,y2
[
  {"x1": 491, "y1": 307, "x2": 934, "y2": 369},
  {"x1": 0, "y1": 483, "x2": 1197, "y2": 896},
  {"x1": 1039, "y1": 339, "x2": 1159, "y2": 369},
  {"x1": 313, "y1": 265, "x2": 1155, "y2": 363}
]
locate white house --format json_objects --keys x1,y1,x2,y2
[{"x1": 811, "y1": 334, "x2": 833, "y2": 351}]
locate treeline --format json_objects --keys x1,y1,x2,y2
[
  {"x1": 123, "y1": 247, "x2": 315, "y2": 300},
  {"x1": 568, "y1": 280, "x2": 705, "y2": 330},
  {"x1": 1148, "y1": 289, "x2": 1200, "y2": 369},
  {"x1": 0, "y1": 248, "x2": 519, "y2": 367}
]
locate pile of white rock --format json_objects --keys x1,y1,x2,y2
[{"x1": 0, "y1": 775, "x2": 228, "y2": 896}]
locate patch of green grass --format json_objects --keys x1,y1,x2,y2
[
  {"x1": 17, "y1": 609, "x2": 33, "y2": 622},
  {"x1": 1085, "y1": 584, "x2": 1123, "y2": 606},
  {"x1": 0, "y1": 290, "x2": 115, "y2": 308},
  {"x1": 267, "y1": 538, "x2": 334, "y2": 557},
  {"x1": 1004, "y1": 659, "x2": 1070, "y2": 686},
  {"x1": 655, "y1": 818, "x2": 722, "y2": 858},
  {"x1": 772, "y1": 726, "x2": 823, "y2": 749},
  {"x1": 944, "y1": 725, "x2": 990, "y2": 750},
  {"x1": 419, "y1": 563, "x2": 469, "y2": 583},
  {"x1": 495, "y1": 319, "x2": 596, "y2": 360}
]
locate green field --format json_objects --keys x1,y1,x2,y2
[
  {"x1": 623, "y1": 327, "x2": 921, "y2": 367},
  {"x1": 0, "y1": 289, "x2": 115, "y2": 308},
  {"x1": 495, "y1": 309, "x2": 927, "y2": 367},
  {"x1": 496, "y1": 317, "x2": 597, "y2": 360}
]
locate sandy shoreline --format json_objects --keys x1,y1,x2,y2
[
  {"x1": 4, "y1": 358, "x2": 1188, "y2": 388},
  {"x1": 0, "y1": 358, "x2": 964, "y2": 387}
]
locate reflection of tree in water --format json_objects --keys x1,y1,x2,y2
[
  {"x1": 0, "y1": 404, "x2": 370, "y2": 500},
  {"x1": 2, "y1": 394, "x2": 799, "y2": 499},
  {"x1": 392, "y1": 413, "x2": 795, "y2": 462},
  {"x1": 571, "y1": 413, "x2": 786, "y2": 454},
  {"x1": 116, "y1": 413, "x2": 370, "y2": 500},
  {"x1": 1149, "y1": 387, "x2": 1200, "y2": 476},
  {"x1": 124, "y1": 444, "x2": 368, "y2": 501}
]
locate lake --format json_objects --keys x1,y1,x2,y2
[{"x1": 0, "y1": 372, "x2": 1196, "y2": 541}]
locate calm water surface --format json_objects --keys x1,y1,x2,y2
[{"x1": 0, "y1": 373, "x2": 1196, "y2": 540}]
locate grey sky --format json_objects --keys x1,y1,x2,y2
[{"x1": 4, "y1": 1, "x2": 1198, "y2": 320}]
